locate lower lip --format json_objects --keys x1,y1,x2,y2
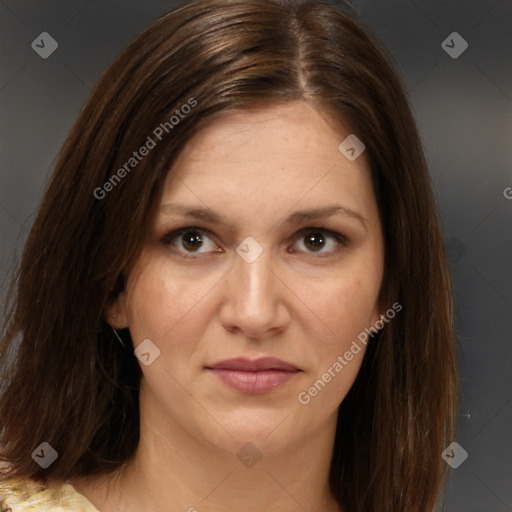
[{"x1": 208, "y1": 368, "x2": 299, "y2": 394}]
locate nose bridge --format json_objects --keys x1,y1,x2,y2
[
  {"x1": 235, "y1": 247, "x2": 274, "y2": 310},
  {"x1": 220, "y1": 244, "x2": 287, "y2": 337}
]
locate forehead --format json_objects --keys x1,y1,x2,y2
[
  {"x1": 160, "y1": 101, "x2": 377, "y2": 227},
  {"x1": 173, "y1": 101, "x2": 352, "y2": 168}
]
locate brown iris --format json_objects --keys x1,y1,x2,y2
[
  {"x1": 304, "y1": 231, "x2": 325, "y2": 251},
  {"x1": 181, "y1": 231, "x2": 203, "y2": 252}
]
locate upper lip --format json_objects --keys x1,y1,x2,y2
[{"x1": 207, "y1": 357, "x2": 300, "y2": 372}]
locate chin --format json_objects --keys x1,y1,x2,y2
[{"x1": 197, "y1": 410, "x2": 304, "y2": 456}]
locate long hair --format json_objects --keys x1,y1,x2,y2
[{"x1": 0, "y1": 1, "x2": 457, "y2": 510}]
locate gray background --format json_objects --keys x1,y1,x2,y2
[{"x1": 0, "y1": 0, "x2": 511, "y2": 510}]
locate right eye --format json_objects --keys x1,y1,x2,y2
[{"x1": 162, "y1": 227, "x2": 222, "y2": 257}]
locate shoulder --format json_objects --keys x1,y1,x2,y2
[{"x1": 0, "y1": 478, "x2": 100, "y2": 511}]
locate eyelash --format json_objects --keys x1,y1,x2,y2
[{"x1": 161, "y1": 226, "x2": 349, "y2": 258}]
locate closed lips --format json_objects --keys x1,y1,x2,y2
[
  {"x1": 206, "y1": 357, "x2": 300, "y2": 372},
  {"x1": 206, "y1": 358, "x2": 302, "y2": 394}
]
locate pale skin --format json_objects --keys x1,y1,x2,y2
[{"x1": 70, "y1": 100, "x2": 385, "y2": 512}]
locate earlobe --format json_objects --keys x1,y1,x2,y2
[
  {"x1": 370, "y1": 301, "x2": 382, "y2": 328},
  {"x1": 369, "y1": 310, "x2": 382, "y2": 334},
  {"x1": 105, "y1": 292, "x2": 129, "y2": 329},
  {"x1": 370, "y1": 299, "x2": 401, "y2": 334},
  {"x1": 369, "y1": 300, "x2": 389, "y2": 334}
]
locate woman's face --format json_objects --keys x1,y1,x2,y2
[{"x1": 110, "y1": 100, "x2": 384, "y2": 455}]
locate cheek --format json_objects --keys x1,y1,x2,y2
[
  {"x1": 124, "y1": 255, "x2": 215, "y2": 344},
  {"x1": 289, "y1": 254, "x2": 381, "y2": 381},
  {"x1": 296, "y1": 267, "x2": 380, "y2": 335},
  {"x1": 294, "y1": 274, "x2": 376, "y2": 411}
]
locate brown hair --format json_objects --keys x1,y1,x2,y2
[{"x1": 0, "y1": 0, "x2": 457, "y2": 510}]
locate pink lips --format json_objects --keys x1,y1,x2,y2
[{"x1": 206, "y1": 357, "x2": 301, "y2": 394}]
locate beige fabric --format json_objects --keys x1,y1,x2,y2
[{"x1": 0, "y1": 479, "x2": 100, "y2": 512}]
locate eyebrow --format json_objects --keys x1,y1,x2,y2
[{"x1": 159, "y1": 203, "x2": 368, "y2": 228}]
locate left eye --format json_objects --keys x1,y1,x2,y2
[
  {"x1": 291, "y1": 229, "x2": 346, "y2": 254},
  {"x1": 162, "y1": 227, "x2": 346, "y2": 257}
]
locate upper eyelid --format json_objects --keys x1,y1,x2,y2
[{"x1": 163, "y1": 226, "x2": 211, "y2": 237}]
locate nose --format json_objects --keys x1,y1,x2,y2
[{"x1": 218, "y1": 248, "x2": 291, "y2": 340}]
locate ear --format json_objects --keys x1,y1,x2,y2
[
  {"x1": 105, "y1": 289, "x2": 129, "y2": 329},
  {"x1": 369, "y1": 305, "x2": 382, "y2": 334},
  {"x1": 368, "y1": 297, "x2": 390, "y2": 334}
]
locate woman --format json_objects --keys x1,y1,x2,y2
[{"x1": 0, "y1": 0, "x2": 457, "y2": 510}]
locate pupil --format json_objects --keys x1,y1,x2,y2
[
  {"x1": 182, "y1": 232, "x2": 203, "y2": 251},
  {"x1": 305, "y1": 232, "x2": 325, "y2": 251}
]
